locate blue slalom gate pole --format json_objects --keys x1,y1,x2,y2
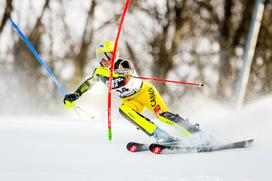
[
  {"x1": 9, "y1": 17, "x2": 94, "y2": 119},
  {"x1": 9, "y1": 18, "x2": 67, "y2": 96}
]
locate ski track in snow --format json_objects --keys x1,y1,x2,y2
[{"x1": 0, "y1": 96, "x2": 272, "y2": 181}]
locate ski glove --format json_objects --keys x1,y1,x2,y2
[{"x1": 63, "y1": 93, "x2": 80, "y2": 104}]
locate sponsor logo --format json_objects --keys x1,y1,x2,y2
[
  {"x1": 98, "y1": 44, "x2": 105, "y2": 48},
  {"x1": 129, "y1": 145, "x2": 138, "y2": 152},
  {"x1": 153, "y1": 104, "x2": 161, "y2": 114},
  {"x1": 152, "y1": 146, "x2": 162, "y2": 154},
  {"x1": 148, "y1": 88, "x2": 156, "y2": 107}
]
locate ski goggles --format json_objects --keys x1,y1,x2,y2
[{"x1": 96, "y1": 52, "x2": 113, "y2": 63}]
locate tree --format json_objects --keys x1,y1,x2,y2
[{"x1": 0, "y1": 0, "x2": 13, "y2": 35}]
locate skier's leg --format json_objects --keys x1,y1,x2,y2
[
  {"x1": 132, "y1": 81, "x2": 169, "y2": 115},
  {"x1": 119, "y1": 104, "x2": 176, "y2": 142},
  {"x1": 138, "y1": 82, "x2": 200, "y2": 134},
  {"x1": 158, "y1": 112, "x2": 200, "y2": 133}
]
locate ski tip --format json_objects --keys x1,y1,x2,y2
[
  {"x1": 199, "y1": 83, "x2": 204, "y2": 87},
  {"x1": 246, "y1": 139, "x2": 254, "y2": 146},
  {"x1": 151, "y1": 146, "x2": 162, "y2": 154},
  {"x1": 128, "y1": 145, "x2": 138, "y2": 152},
  {"x1": 126, "y1": 142, "x2": 149, "y2": 152},
  {"x1": 149, "y1": 143, "x2": 166, "y2": 154},
  {"x1": 236, "y1": 139, "x2": 255, "y2": 148},
  {"x1": 126, "y1": 142, "x2": 137, "y2": 152},
  {"x1": 149, "y1": 144, "x2": 162, "y2": 154}
]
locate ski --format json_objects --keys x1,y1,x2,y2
[
  {"x1": 149, "y1": 139, "x2": 254, "y2": 154},
  {"x1": 126, "y1": 140, "x2": 183, "y2": 153},
  {"x1": 126, "y1": 142, "x2": 149, "y2": 152}
]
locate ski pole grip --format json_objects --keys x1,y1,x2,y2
[{"x1": 198, "y1": 83, "x2": 204, "y2": 87}]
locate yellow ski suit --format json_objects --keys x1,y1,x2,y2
[{"x1": 71, "y1": 59, "x2": 198, "y2": 139}]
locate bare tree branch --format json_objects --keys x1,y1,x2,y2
[
  {"x1": 73, "y1": 0, "x2": 97, "y2": 83},
  {"x1": 197, "y1": 0, "x2": 220, "y2": 25},
  {"x1": 0, "y1": 0, "x2": 13, "y2": 35}
]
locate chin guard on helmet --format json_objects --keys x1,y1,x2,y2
[{"x1": 96, "y1": 41, "x2": 119, "y2": 65}]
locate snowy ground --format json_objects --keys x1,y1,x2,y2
[{"x1": 0, "y1": 96, "x2": 272, "y2": 181}]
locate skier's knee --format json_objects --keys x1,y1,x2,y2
[{"x1": 121, "y1": 100, "x2": 144, "y2": 113}]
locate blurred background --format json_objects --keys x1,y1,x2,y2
[{"x1": 0, "y1": 0, "x2": 271, "y2": 116}]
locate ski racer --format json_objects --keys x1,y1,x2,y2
[{"x1": 63, "y1": 41, "x2": 199, "y2": 143}]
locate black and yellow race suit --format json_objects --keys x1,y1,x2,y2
[{"x1": 73, "y1": 58, "x2": 196, "y2": 137}]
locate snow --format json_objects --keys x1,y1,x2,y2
[{"x1": 0, "y1": 96, "x2": 272, "y2": 181}]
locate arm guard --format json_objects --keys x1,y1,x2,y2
[{"x1": 74, "y1": 69, "x2": 98, "y2": 96}]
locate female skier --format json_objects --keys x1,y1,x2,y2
[{"x1": 64, "y1": 41, "x2": 199, "y2": 143}]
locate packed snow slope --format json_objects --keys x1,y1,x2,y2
[{"x1": 0, "y1": 95, "x2": 271, "y2": 181}]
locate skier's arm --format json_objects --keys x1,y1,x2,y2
[
  {"x1": 63, "y1": 69, "x2": 98, "y2": 104},
  {"x1": 94, "y1": 67, "x2": 128, "y2": 78},
  {"x1": 94, "y1": 59, "x2": 135, "y2": 78},
  {"x1": 74, "y1": 76, "x2": 94, "y2": 96}
]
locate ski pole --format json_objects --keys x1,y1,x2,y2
[
  {"x1": 9, "y1": 18, "x2": 91, "y2": 118},
  {"x1": 9, "y1": 18, "x2": 67, "y2": 96},
  {"x1": 75, "y1": 105, "x2": 95, "y2": 119},
  {"x1": 132, "y1": 76, "x2": 204, "y2": 87}
]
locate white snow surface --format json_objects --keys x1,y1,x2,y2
[{"x1": 0, "y1": 96, "x2": 272, "y2": 181}]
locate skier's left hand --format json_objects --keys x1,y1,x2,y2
[
  {"x1": 63, "y1": 93, "x2": 80, "y2": 108},
  {"x1": 64, "y1": 93, "x2": 79, "y2": 103}
]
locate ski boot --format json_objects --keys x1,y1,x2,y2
[
  {"x1": 159, "y1": 112, "x2": 200, "y2": 133},
  {"x1": 151, "y1": 127, "x2": 178, "y2": 143}
]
